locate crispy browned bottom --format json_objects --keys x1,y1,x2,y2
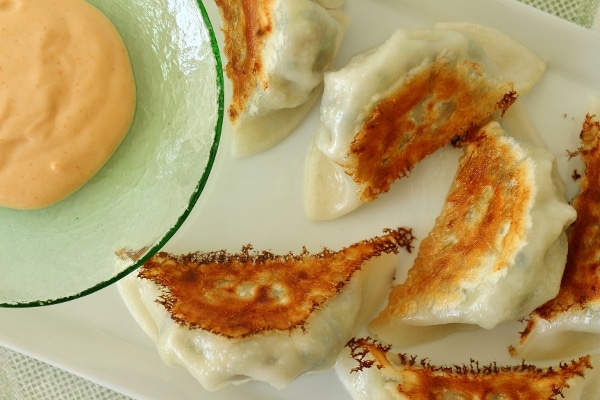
[
  {"x1": 372, "y1": 122, "x2": 531, "y2": 321},
  {"x1": 346, "y1": 337, "x2": 591, "y2": 400},
  {"x1": 344, "y1": 56, "x2": 516, "y2": 202},
  {"x1": 520, "y1": 113, "x2": 600, "y2": 339},
  {"x1": 214, "y1": 0, "x2": 274, "y2": 122},
  {"x1": 137, "y1": 227, "x2": 415, "y2": 338}
]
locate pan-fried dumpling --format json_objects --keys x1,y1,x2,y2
[
  {"x1": 305, "y1": 23, "x2": 545, "y2": 220},
  {"x1": 368, "y1": 121, "x2": 576, "y2": 347},
  {"x1": 118, "y1": 228, "x2": 414, "y2": 390},
  {"x1": 512, "y1": 113, "x2": 600, "y2": 361},
  {"x1": 214, "y1": 0, "x2": 348, "y2": 156},
  {"x1": 336, "y1": 337, "x2": 598, "y2": 400}
]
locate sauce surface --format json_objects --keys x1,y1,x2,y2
[{"x1": 0, "y1": 0, "x2": 136, "y2": 210}]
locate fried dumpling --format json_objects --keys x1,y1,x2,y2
[
  {"x1": 304, "y1": 23, "x2": 545, "y2": 220},
  {"x1": 512, "y1": 113, "x2": 600, "y2": 361},
  {"x1": 369, "y1": 121, "x2": 576, "y2": 347},
  {"x1": 118, "y1": 228, "x2": 414, "y2": 390},
  {"x1": 214, "y1": 0, "x2": 348, "y2": 157},
  {"x1": 336, "y1": 337, "x2": 598, "y2": 400}
]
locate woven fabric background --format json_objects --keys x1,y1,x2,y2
[
  {"x1": 519, "y1": 0, "x2": 600, "y2": 27},
  {"x1": 1, "y1": 1, "x2": 599, "y2": 399},
  {"x1": 0, "y1": 347, "x2": 132, "y2": 400}
]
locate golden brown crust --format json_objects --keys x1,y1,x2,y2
[
  {"x1": 521, "y1": 114, "x2": 600, "y2": 338},
  {"x1": 372, "y1": 123, "x2": 532, "y2": 319},
  {"x1": 344, "y1": 56, "x2": 516, "y2": 202},
  {"x1": 346, "y1": 337, "x2": 592, "y2": 400},
  {"x1": 213, "y1": 0, "x2": 274, "y2": 122},
  {"x1": 136, "y1": 228, "x2": 415, "y2": 339}
]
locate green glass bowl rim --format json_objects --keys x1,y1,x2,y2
[{"x1": 1, "y1": 0, "x2": 224, "y2": 308}]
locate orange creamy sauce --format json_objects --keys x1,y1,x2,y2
[{"x1": 0, "y1": 0, "x2": 136, "y2": 210}]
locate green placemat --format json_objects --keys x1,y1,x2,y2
[
  {"x1": 519, "y1": 0, "x2": 600, "y2": 27},
  {"x1": 0, "y1": 347, "x2": 132, "y2": 400}
]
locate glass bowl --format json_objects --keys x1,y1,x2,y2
[{"x1": 0, "y1": 0, "x2": 223, "y2": 306}]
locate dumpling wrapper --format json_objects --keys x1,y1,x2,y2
[
  {"x1": 118, "y1": 228, "x2": 414, "y2": 390},
  {"x1": 369, "y1": 120, "x2": 576, "y2": 347},
  {"x1": 214, "y1": 0, "x2": 349, "y2": 157},
  {"x1": 305, "y1": 23, "x2": 546, "y2": 220},
  {"x1": 512, "y1": 111, "x2": 600, "y2": 361},
  {"x1": 335, "y1": 337, "x2": 599, "y2": 400}
]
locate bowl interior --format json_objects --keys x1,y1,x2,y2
[{"x1": 0, "y1": 0, "x2": 223, "y2": 306}]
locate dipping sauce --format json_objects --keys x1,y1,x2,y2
[{"x1": 0, "y1": 0, "x2": 136, "y2": 210}]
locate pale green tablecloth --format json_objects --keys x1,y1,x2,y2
[
  {"x1": 521, "y1": 0, "x2": 600, "y2": 27},
  {"x1": 0, "y1": 348, "x2": 131, "y2": 400},
  {"x1": 2, "y1": 1, "x2": 599, "y2": 399}
]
